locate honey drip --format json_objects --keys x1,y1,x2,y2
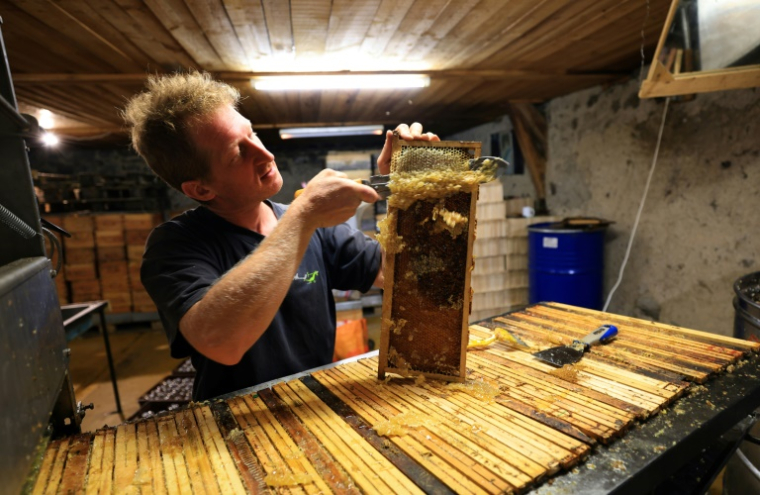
[{"x1": 376, "y1": 211, "x2": 405, "y2": 254}]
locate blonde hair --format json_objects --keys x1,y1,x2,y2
[{"x1": 123, "y1": 72, "x2": 240, "y2": 191}]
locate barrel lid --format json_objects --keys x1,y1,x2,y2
[{"x1": 528, "y1": 217, "x2": 612, "y2": 233}]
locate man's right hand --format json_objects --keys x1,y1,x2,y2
[{"x1": 294, "y1": 169, "x2": 379, "y2": 229}]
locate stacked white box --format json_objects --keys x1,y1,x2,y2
[{"x1": 470, "y1": 181, "x2": 559, "y2": 322}]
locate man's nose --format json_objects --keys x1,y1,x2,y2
[{"x1": 245, "y1": 137, "x2": 275, "y2": 162}]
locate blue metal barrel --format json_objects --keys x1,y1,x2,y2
[{"x1": 528, "y1": 220, "x2": 608, "y2": 309}]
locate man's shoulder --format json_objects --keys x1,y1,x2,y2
[{"x1": 148, "y1": 207, "x2": 216, "y2": 244}]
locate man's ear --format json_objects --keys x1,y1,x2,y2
[{"x1": 181, "y1": 179, "x2": 216, "y2": 202}]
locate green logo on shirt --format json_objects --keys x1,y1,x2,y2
[{"x1": 294, "y1": 271, "x2": 319, "y2": 284}]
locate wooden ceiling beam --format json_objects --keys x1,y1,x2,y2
[{"x1": 13, "y1": 69, "x2": 623, "y2": 85}]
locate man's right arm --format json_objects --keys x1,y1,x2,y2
[{"x1": 177, "y1": 169, "x2": 378, "y2": 365}]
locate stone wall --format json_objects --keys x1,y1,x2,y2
[
  {"x1": 445, "y1": 76, "x2": 759, "y2": 336},
  {"x1": 546, "y1": 77, "x2": 759, "y2": 336}
]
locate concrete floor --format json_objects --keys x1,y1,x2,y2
[{"x1": 67, "y1": 326, "x2": 179, "y2": 433}]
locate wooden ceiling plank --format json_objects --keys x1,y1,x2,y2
[
  {"x1": 183, "y1": 0, "x2": 250, "y2": 70},
  {"x1": 2, "y1": 5, "x2": 129, "y2": 73},
  {"x1": 544, "y1": 3, "x2": 670, "y2": 73},
  {"x1": 105, "y1": 0, "x2": 200, "y2": 69},
  {"x1": 441, "y1": 0, "x2": 565, "y2": 69},
  {"x1": 360, "y1": 0, "x2": 416, "y2": 58},
  {"x1": 235, "y1": 85, "x2": 280, "y2": 124},
  {"x1": 225, "y1": 0, "x2": 272, "y2": 60},
  {"x1": 416, "y1": 0, "x2": 533, "y2": 70},
  {"x1": 55, "y1": 0, "x2": 157, "y2": 69},
  {"x1": 499, "y1": 0, "x2": 669, "y2": 71},
  {"x1": 291, "y1": 0, "x2": 331, "y2": 58},
  {"x1": 5, "y1": 32, "x2": 106, "y2": 76},
  {"x1": 297, "y1": 90, "x2": 323, "y2": 124},
  {"x1": 381, "y1": 0, "x2": 456, "y2": 62},
  {"x1": 325, "y1": 0, "x2": 383, "y2": 55},
  {"x1": 404, "y1": 0, "x2": 482, "y2": 62},
  {"x1": 143, "y1": 0, "x2": 225, "y2": 70},
  {"x1": 41, "y1": 85, "x2": 126, "y2": 124},
  {"x1": 13, "y1": 0, "x2": 144, "y2": 72},
  {"x1": 16, "y1": 86, "x2": 118, "y2": 127},
  {"x1": 260, "y1": 0, "x2": 294, "y2": 58},
  {"x1": 484, "y1": 0, "x2": 630, "y2": 68},
  {"x1": 502, "y1": 0, "x2": 657, "y2": 66}
]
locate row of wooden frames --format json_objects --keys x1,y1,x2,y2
[{"x1": 31, "y1": 303, "x2": 759, "y2": 494}]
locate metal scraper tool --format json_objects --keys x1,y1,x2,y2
[
  {"x1": 294, "y1": 156, "x2": 508, "y2": 199},
  {"x1": 533, "y1": 324, "x2": 618, "y2": 367}
]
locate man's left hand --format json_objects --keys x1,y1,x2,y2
[{"x1": 377, "y1": 122, "x2": 440, "y2": 175}]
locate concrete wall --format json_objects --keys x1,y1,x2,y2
[{"x1": 546, "y1": 78, "x2": 760, "y2": 336}]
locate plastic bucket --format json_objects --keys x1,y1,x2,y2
[
  {"x1": 723, "y1": 272, "x2": 760, "y2": 494},
  {"x1": 528, "y1": 220, "x2": 608, "y2": 310},
  {"x1": 734, "y1": 272, "x2": 760, "y2": 342}
]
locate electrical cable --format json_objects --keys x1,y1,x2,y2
[{"x1": 603, "y1": 97, "x2": 670, "y2": 312}]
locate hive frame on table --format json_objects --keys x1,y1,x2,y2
[{"x1": 378, "y1": 137, "x2": 482, "y2": 382}]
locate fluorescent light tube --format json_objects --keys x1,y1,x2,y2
[
  {"x1": 254, "y1": 74, "x2": 430, "y2": 91},
  {"x1": 279, "y1": 125, "x2": 384, "y2": 140}
]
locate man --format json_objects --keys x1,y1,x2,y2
[{"x1": 123, "y1": 72, "x2": 438, "y2": 400}]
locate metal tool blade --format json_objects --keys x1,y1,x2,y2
[
  {"x1": 468, "y1": 156, "x2": 509, "y2": 173},
  {"x1": 532, "y1": 324, "x2": 618, "y2": 367},
  {"x1": 533, "y1": 344, "x2": 586, "y2": 367}
]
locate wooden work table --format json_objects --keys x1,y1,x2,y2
[{"x1": 30, "y1": 303, "x2": 760, "y2": 494}]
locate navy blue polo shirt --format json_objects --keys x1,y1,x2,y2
[{"x1": 140, "y1": 202, "x2": 381, "y2": 401}]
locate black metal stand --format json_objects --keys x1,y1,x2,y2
[{"x1": 62, "y1": 301, "x2": 123, "y2": 418}]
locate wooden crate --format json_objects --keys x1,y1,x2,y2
[
  {"x1": 102, "y1": 291, "x2": 132, "y2": 313},
  {"x1": 124, "y1": 213, "x2": 161, "y2": 230},
  {"x1": 61, "y1": 214, "x2": 93, "y2": 233},
  {"x1": 125, "y1": 229, "x2": 151, "y2": 246},
  {"x1": 94, "y1": 213, "x2": 124, "y2": 231},
  {"x1": 378, "y1": 138, "x2": 483, "y2": 382},
  {"x1": 70, "y1": 279, "x2": 101, "y2": 302},
  {"x1": 97, "y1": 246, "x2": 126, "y2": 262},
  {"x1": 65, "y1": 247, "x2": 96, "y2": 264},
  {"x1": 131, "y1": 289, "x2": 156, "y2": 313},
  {"x1": 127, "y1": 245, "x2": 144, "y2": 261},
  {"x1": 64, "y1": 263, "x2": 97, "y2": 282},
  {"x1": 99, "y1": 261, "x2": 128, "y2": 278},
  {"x1": 95, "y1": 230, "x2": 125, "y2": 247},
  {"x1": 64, "y1": 231, "x2": 95, "y2": 249}
]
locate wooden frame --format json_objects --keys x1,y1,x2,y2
[
  {"x1": 639, "y1": 0, "x2": 760, "y2": 98},
  {"x1": 377, "y1": 138, "x2": 481, "y2": 382}
]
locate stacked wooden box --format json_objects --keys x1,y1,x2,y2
[
  {"x1": 124, "y1": 213, "x2": 161, "y2": 313},
  {"x1": 61, "y1": 215, "x2": 100, "y2": 303},
  {"x1": 95, "y1": 214, "x2": 131, "y2": 313},
  {"x1": 43, "y1": 212, "x2": 161, "y2": 314},
  {"x1": 469, "y1": 183, "x2": 558, "y2": 323}
]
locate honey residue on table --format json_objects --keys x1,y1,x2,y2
[
  {"x1": 548, "y1": 364, "x2": 580, "y2": 383},
  {"x1": 373, "y1": 411, "x2": 439, "y2": 436},
  {"x1": 448, "y1": 378, "x2": 500, "y2": 402},
  {"x1": 264, "y1": 472, "x2": 314, "y2": 487}
]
